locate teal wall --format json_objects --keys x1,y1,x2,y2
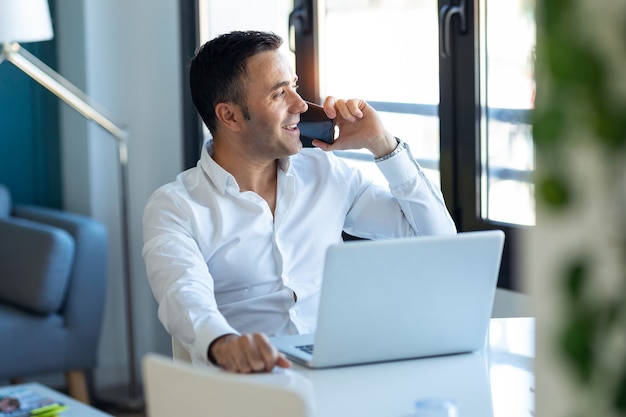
[{"x1": 0, "y1": 3, "x2": 61, "y2": 208}]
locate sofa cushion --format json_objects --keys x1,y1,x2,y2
[
  {"x1": 0, "y1": 303, "x2": 66, "y2": 378},
  {"x1": 0, "y1": 218, "x2": 75, "y2": 314}
]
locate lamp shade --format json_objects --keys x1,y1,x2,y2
[{"x1": 0, "y1": 0, "x2": 53, "y2": 43}]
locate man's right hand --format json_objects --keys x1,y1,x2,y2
[{"x1": 209, "y1": 333, "x2": 291, "y2": 373}]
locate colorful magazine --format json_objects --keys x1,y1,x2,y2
[{"x1": 0, "y1": 387, "x2": 66, "y2": 417}]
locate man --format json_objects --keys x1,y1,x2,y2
[{"x1": 142, "y1": 30, "x2": 456, "y2": 374}]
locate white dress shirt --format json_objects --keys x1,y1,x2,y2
[{"x1": 142, "y1": 140, "x2": 456, "y2": 364}]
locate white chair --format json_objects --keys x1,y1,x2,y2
[
  {"x1": 171, "y1": 337, "x2": 192, "y2": 363},
  {"x1": 143, "y1": 353, "x2": 314, "y2": 417}
]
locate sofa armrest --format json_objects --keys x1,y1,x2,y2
[{"x1": 0, "y1": 218, "x2": 75, "y2": 314}]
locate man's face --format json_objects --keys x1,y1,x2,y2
[{"x1": 238, "y1": 50, "x2": 308, "y2": 159}]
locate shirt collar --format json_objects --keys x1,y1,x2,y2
[{"x1": 200, "y1": 139, "x2": 292, "y2": 194}]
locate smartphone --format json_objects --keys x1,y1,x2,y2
[{"x1": 298, "y1": 101, "x2": 336, "y2": 144}]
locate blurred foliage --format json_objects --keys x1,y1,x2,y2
[{"x1": 533, "y1": 0, "x2": 626, "y2": 415}]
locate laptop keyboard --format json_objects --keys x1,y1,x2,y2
[{"x1": 296, "y1": 344, "x2": 314, "y2": 354}]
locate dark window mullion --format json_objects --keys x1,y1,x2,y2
[
  {"x1": 439, "y1": 0, "x2": 481, "y2": 230},
  {"x1": 455, "y1": 0, "x2": 480, "y2": 231},
  {"x1": 439, "y1": 0, "x2": 462, "y2": 228},
  {"x1": 292, "y1": 0, "x2": 320, "y2": 104},
  {"x1": 181, "y1": 0, "x2": 203, "y2": 169},
  {"x1": 439, "y1": 0, "x2": 519, "y2": 290}
]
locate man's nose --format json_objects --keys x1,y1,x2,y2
[{"x1": 292, "y1": 94, "x2": 308, "y2": 114}]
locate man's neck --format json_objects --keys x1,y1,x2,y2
[{"x1": 212, "y1": 138, "x2": 278, "y2": 213}]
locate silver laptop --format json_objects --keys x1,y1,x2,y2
[{"x1": 270, "y1": 230, "x2": 505, "y2": 368}]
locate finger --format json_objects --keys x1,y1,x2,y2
[
  {"x1": 219, "y1": 354, "x2": 240, "y2": 373},
  {"x1": 335, "y1": 99, "x2": 365, "y2": 122},
  {"x1": 253, "y1": 333, "x2": 282, "y2": 371},
  {"x1": 323, "y1": 96, "x2": 337, "y2": 118},
  {"x1": 311, "y1": 139, "x2": 332, "y2": 151},
  {"x1": 345, "y1": 99, "x2": 365, "y2": 119},
  {"x1": 231, "y1": 352, "x2": 252, "y2": 373},
  {"x1": 276, "y1": 352, "x2": 292, "y2": 369},
  {"x1": 242, "y1": 334, "x2": 270, "y2": 372},
  {"x1": 333, "y1": 99, "x2": 355, "y2": 122}
]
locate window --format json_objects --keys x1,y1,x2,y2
[
  {"x1": 187, "y1": 0, "x2": 536, "y2": 289},
  {"x1": 292, "y1": 0, "x2": 536, "y2": 289},
  {"x1": 318, "y1": 0, "x2": 441, "y2": 188},
  {"x1": 480, "y1": 0, "x2": 535, "y2": 226},
  {"x1": 196, "y1": 0, "x2": 294, "y2": 50}
]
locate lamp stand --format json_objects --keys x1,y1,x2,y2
[
  {"x1": 96, "y1": 140, "x2": 144, "y2": 412},
  {"x1": 1, "y1": 42, "x2": 143, "y2": 411}
]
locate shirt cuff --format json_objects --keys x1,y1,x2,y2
[
  {"x1": 192, "y1": 319, "x2": 240, "y2": 365},
  {"x1": 375, "y1": 141, "x2": 420, "y2": 187}
]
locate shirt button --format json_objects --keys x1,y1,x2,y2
[
  {"x1": 283, "y1": 275, "x2": 290, "y2": 284},
  {"x1": 290, "y1": 309, "x2": 297, "y2": 317}
]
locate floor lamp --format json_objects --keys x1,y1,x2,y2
[{"x1": 0, "y1": 0, "x2": 142, "y2": 409}]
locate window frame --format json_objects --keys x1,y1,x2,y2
[
  {"x1": 438, "y1": 0, "x2": 522, "y2": 290},
  {"x1": 183, "y1": 0, "x2": 529, "y2": 290},
  {"x1": 291, "y1": 0, "x2": 523, "y2": 289}
]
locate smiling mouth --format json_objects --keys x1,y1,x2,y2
[{"x1": 283, "y1": 123, "x2": 299, "y2": 132}]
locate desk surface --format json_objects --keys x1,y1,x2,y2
[
  {"x1": 175, "y1": 317, "x2": 534, "y2": 417},
  {"x1": 0, "y1": 383, "x2": 113, "y2": 417},
  {"x1": 282, "y1": 317, "x2": 535, "y2": 417},
  {"x1": 156, "y1": 289, "x2": 535, "y2": 417}
]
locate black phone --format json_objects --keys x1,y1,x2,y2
[{"x1": 298, "y1": 101, "x2": 336, "y2": 144}]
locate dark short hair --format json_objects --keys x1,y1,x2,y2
[{"x1": 189, "y1": 30, "x2": 284, "y2": 135}]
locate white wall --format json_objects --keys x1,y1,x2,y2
[{"x1": 55, "y1": 0, "x2": 183, "y2": 393}]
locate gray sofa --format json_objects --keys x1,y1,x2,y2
[{"x1": 0, "y1": 184, "x2": 107, "y2": 404}]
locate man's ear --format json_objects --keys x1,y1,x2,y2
[{"x1": 215, "y1": 103, "x2": 242, "y2": 132}]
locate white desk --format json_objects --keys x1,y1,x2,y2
[
  {"x1": 157, "y1": 289, "x2": 535, "y2": 417},
  {"x1": 168, "y1": 316, "x2": 534, "y2": 417},
  {"x1": 0, "y1": 383, "x2": 113, "y2": 417},
  {"x1": 270, "y1": 317, "x2": 533, "y2": 417}
]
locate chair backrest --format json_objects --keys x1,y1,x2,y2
[
  {"x1": 143, "y1": 353, "x2": 314, "y2": 417},
  {"x1": 171, "y1": 337, "x2": 192, "y2": 363}
]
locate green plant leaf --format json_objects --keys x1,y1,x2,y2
[
  {"x1": 546, "y1": 35, "x2": 604, "y2": 91},
  {"x1": 614, "y1": 367, "x2": 626, "y2": 412},
  {"x1": 563, "y1": 259, "x2": 588, "y2": 302},
  {"x1": 538, "y1": 175, "x2": 571, "y2": 208},
  {"x1": 533, "y1": 108, "x2": 566, "y2": 147},
  {"x1": 560, "y1": 312, "x2": 595, "y2": 383},
  {"x1": 590, "y1": 101, "x2": 626, "y2": 148},
  {"x1": 538, "y1": 0, "x2": 568, "y2": 34}
]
